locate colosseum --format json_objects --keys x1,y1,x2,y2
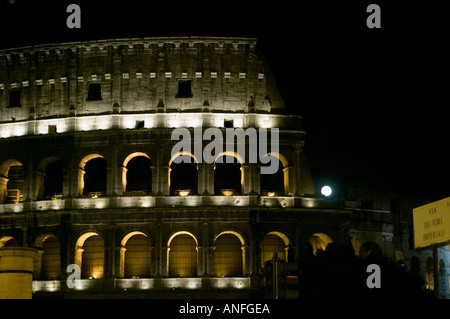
[{"x1": 0, "y1": 36, "x2": 431, "y2": 298}]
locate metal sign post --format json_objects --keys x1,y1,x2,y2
[{"x1": 432, "y1": 244, "x2": 440, "y2": 299}]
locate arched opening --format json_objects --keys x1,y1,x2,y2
[
  {"x1": 214, "y1": 154, "x2": 242, "y2": 195},
  {"x1": 214, "y1": 232, "x2": 244, "y2": 277},
  {"x1": 0, "y1": 236, "x2": 19, "y2": 247},
  {"x1": 123, "y1": 154, "x2": 152, "y2": 195},
  {"x1": 169, "y1": 153, "x2": 198, "y2": 196},
  {"x1": 37, "y1": 158, "x2": 64, "y2": 200},
  {"x1": 75, "y1": 232, "x2": 104, "y2": 279},
  {"x1": 359, "y1": 241, "x2": 382, "y2": 261},
  {"x1": 78, "y1": 154, "x2": 107, "y2": 197},
  {"x1": 120, "y1": 231, "x2": 151, "y2": 278},
  {"x1": 260, "y1": 154, "x2": 287, "y2": 196},
  {"x1": 35, "y1": 235, "x2": 61, "y2": 280},
  {"x1": 0, "y1": 159, "x2": 24, "y2": 204},
  {"x1": 122, "y1": 152, "x2": 152, "y2": 196},
  {"x1": 261, "y1": 232, "x2": 289, "y2": 266},
  {"x1": 6, "y1": 165, "x2": 25, "y2": 203},
  {"x1": 167, "y1": 232, "x2": 198, "y2": 277},
  {"x1": 307, "y1": 233, "x2": 333, "y2": 256}
]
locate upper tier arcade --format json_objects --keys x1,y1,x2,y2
[{"x1": 0, "y1": 37, "x2": 291, "y2": 131}]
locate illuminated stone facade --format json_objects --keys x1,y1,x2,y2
[{"x1": 0, "y1": 37, "x2": 420, "y2": 298}]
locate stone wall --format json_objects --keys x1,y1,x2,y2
[{"x1": 0, "y1": 37, "x2": 284, "y2": 123}]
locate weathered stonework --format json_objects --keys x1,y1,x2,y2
[
  {"x1": 0, "y1": 37, "x2": 410, "y2": 298},
  {"x1": 0, "y1": 37, "x2": 283, "y2": 123}
]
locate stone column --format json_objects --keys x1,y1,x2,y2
[
  {"x1": 252, "y1": 230, "x2": 261, "y2": 275},
  {"x1": 107, "y1": 227, "x2": 115, "y2": 280},
  {"x1": 32, "y1": 249, "x2": 44, "y2": 281},
  {"x1": 208, "y1": 246, "x2": 215, "y2": 276},
  {"x1": 66, "y1": 156, "x2": 77, "y2": 198},
  {"x1": 62, "y1": 168, "x2": 69, "y2": 199},
  {"x1": 198, "y1": 163, "x2": 214, "y2": 195},
  {"x1": 34, "y1": 170, "x2": 45, "y2": 200},
  {"x1": 154, "y1": 223, "x2": 163, "y2": 277},
  {"x1": 292, "y1": 145, "x2": 301, "y2": 196},
  {"x1": 110, "y1": 144, "x2": 121, "y2": 196},
  {"x1": 205, "y1": 164, "x2": 214, "y2": 195},
  {"x1": 150, "y1": 246, "x2": 157, "y2": 278},
  {"x1": 118, "y1": 246, "x2": 126, "y2": 278},
  {"x1": 154, "y1": 148, "x2": 166, "y2": 196},
  {"x1": 119, "y1": 166, "x2": 126, "y2": 194},
  {"x1": 197, "y1": 163, "x2": 206, "y2": 195},
  {"x1": 242, "y1": 245, "x2": 250, "y2": 276},
  {"x1": 242, "y1": 164, "x2": 250, "y2": 195},
  {"x1": 249, "y1": 164, "x2": 260, "y2": 195},
  {"x1": 160, "y1": 165, "x2": 169, "y2": 196},
  {"x1": 0, "y1": 247, "x2": 38, "y2": 299},
  {"x1": 242, "y1": 163, "x2": 260, "y2": 195},
  {"x1": 197, "y1": 246, "x2": 204, "y2": 276},
  {"x1": 283, "y1": 165, "x2": 290, "y2": 195},
  {"x1": 201, "y1": 222, "x2": 209, "y2": 276},
  {"x1": 161, "y1": 246, "x2": 168, "y2": 277},
  {"x1": 22, "y1": 159, "x2": 33, "y2": 202},
  {"x1": 68, "y1": 50, "x2": 78, "y2": 116},
  {"x1": 76, "y1": 167, "x2": 84, "y2": 197},
  {"x1": 112, "y1": 47, "x2": 122, "y2": 109},
  {"x1": 156, "y1": 44, "x2": 166, "y2": 111},
  {"x1": 106, "y1": 166, "x2": 113, "y2": 196}
]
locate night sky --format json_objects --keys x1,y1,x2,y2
[{"x1": 0, "y1": 0, "x2": 447, "y2": 201}]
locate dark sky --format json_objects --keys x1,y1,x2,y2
[{"x1": 0, "y1": 0, "x2": 447, "y2": 200}]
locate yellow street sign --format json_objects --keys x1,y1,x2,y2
[{"x1": 413, "y1": 197, "x2": 450, "y2": 249}]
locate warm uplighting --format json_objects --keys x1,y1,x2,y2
[
  {"x1": 221, "y1": 189, "x2": 234, "y2": 196},
  {"x1": 267, "y1": 192, "x2": 275, "y2": 197},
  {"x1": 178, "y1": 190, "x2": 190, "y2": 197},
  {"x1": 88, "y1": 192, "x2": 103, "y2": 199},
  {"x1": 0, "y1": 112, "x2": 292, "y2": 138}
]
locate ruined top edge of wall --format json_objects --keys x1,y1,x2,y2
[{"x1": 0, "y1": 37, "x2": 258, "y2": 56}]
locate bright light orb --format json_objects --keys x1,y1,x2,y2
[{"x1": 321, "y1": 186, "x2": 332, "y2": 197}]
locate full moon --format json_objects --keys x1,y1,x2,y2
[{"x1": 321, "y1": 186, "x2": 332, "y2": 197}]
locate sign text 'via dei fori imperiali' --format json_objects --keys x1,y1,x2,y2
[{"x1": 413, "y1": 197, "x2": 450, "y2": 249}]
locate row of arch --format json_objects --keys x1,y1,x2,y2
[
  {"x1": 0, "y1": 231, "x2": 341, "y2": 280},
  {"x1": 0, "y1": 151, "x2": 289, "y2": 204}
]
